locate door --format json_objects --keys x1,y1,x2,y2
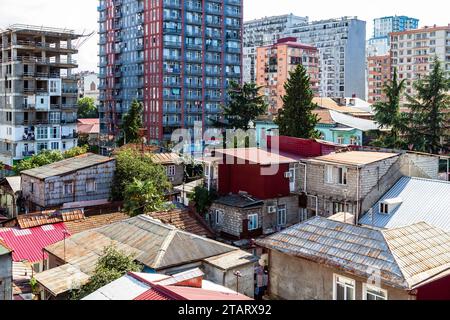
[{"x1": 289, "y1": 168, "x2": 296, "y2": 192}]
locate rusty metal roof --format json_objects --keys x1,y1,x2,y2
[
  {"x1": 21, "y1": 153, "x2": 114, "y2": 180},
  {"x1": 13, "y1": 209, "x2": 85, "y2": 229},
  {"x1": 36, "y1": 215, "x2": 246, "y2": 296},
  {"x1": 150, "y1": 153, "x2": 183, "y2": 165},
  {"x1": 311, "y1": 151, "x2": 399, "y2": 166},
  {"x1": 257, "y1": 217, "x2": 450, "y2": 290}
]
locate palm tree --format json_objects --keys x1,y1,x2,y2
[{"x1": 372, "y1": 68, "x2": 408, "y2": 149}]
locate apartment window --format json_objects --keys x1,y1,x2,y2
[
  {"x1": 248, "y1": 214, "x2": 259, "y2": 231},
  {"x1": 6, "y1": 112, "x2": 12, "y2": 122},
  {"x1": 50, "y1": 142, "x2": 59, "y2": 150},
  {"x1": 333, "y1": 274, "x2": 355, "y2": 300},
  {"x1": 166, "y1": 165, "x2": 176, "y2": 177},
  {"x1": 338, "y1": 167, "x2": 348, "y2": 185},
  {"x1": 325, "y1": 165, "x2": 334, "y2": 184},
  {"x1": 277, "y1": 205, "x2": 287, "y2": 226},
  {"x1": 380, "y1": 203, "x2": 389, "y2": 214},
  {"x1": 364, "y1": 284, "x2": 388, "y2": 300},
  {"x1": 37, "y1": 127, "x2": 48, "y2": 140},
  {"x1": 215, "y1": 209, "x2": 224, "y2": 226},
  {"x1": 86, "y1": 179, "x2": 96, "y2": 193},
  {"x1": 64, "y1": 182, "x2": 73, "y2": 195}
]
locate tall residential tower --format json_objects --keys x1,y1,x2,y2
[
  {"x1": 98, "y1": 0, "x2": 243, "y2": 153},
  {"x1": 0, "y1": 25, "x2": 80, "y2": 167}
]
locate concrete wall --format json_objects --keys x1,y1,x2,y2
[
  {"x1": 21, "y1": 160, "x2": 115, "y2": 209},
  {"x1": 210, "y1": 203, "x2": 263, "y2": 238},
  {"x1": 203, "y1": 261, "x2": 255, "y2": 299},
  {"x1": 0, "y1": 252, "x2": 13, "y2": 300},
  {"x1": 267, "y1": 249, "x2": 413, "y2": 300},
  {"x1": 165, "y1": 163, "x2": 184, "y2": 186}
]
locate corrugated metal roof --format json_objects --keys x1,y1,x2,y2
[
  {"x1": 4, "y1": 176, "x2": 21, "y2": 194},
  {"x1": 203, "y1": 250, "x2": 258, "y2": 270},
  {"x1": 83, "y1": 274, "x2": 153, "y2": 300},
  {"x1": 311, "y1": 151, "x2": 399, "y2": 166},
  {"x1": 256, "y1": 217, "x2": 406, "y2": 289},
  {"x1": 150, "y1": 153, "x2": 183, "y2": 165},
  {"x1": 0, "y1": 223, "x2": 69, "y2": 263},
  {"x1": 329, "y1": 110, "x2": 379, "y2": 131},
  {"x1": 215, "y1": 194, "x2": 264, "y2": 208},
  {"x1": 36, "y1": 215, "x2": 248, "y2": 296},
  {"x1": 257, "y1": 217, "x2": 450, "y2": 290},
  {"x1": 21, "y1": 153, "x2": 114, "y2": 180},
  {"x1": 360, "y1": 177, "x2": 450, "y2": 231}
]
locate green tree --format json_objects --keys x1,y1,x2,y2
[
  {"x1": 221, "y1": 81, "x2": 268, "y2": 131},
  {"x1": 189, "y1": 186, "x2": 217, "y2": 216},
  {"x1": 124, "y1": 178, "x2": 169, "y2": 217},
  {"x1": 275, "y1": 64, "x2": 320, "y2": 138},
  {"x1": 63, "y1": 145, "x2": 89, "y2": 159},
  {"x1": 13, "y1": 147, "x2": 89, "y2": 174},
  {"x1": 13, "y1": 150, "x2": 64, "y2": 174},
  {"x1": 372, "y1": 68, "x2": 409, "y2": 149},
  {"x1": 71, "y1": 245, "x2": 142, "y2": 300},
  {"x1": 406, "y1": 57, "x2": 450, "y2": 154},
  {"x1": 120, "y1": 99, "x2": 143, "y2": 146},
  {"x1": 77, "y1": 97, "x2": 98, "y2": 119},
  {"x1": 112, "y1": 149, "x2": 171, "y2": 201}
]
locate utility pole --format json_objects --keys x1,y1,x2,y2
[{"x1": 233, "y1": 271, "x2": 242, "y2": 294}]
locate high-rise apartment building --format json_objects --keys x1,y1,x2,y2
[
  {"x1": 390, "y1": 25, "x2": 450, "y2": 100},
  {"x1": 243, "y1": 14, "x2": 308, "y2": 83},
  {"x1": 98, "y1": 0, "x2": 243, "y2": 153},
  {"x1": 367, "y1": 54, "x2": 391, "y2": 103},
  {"x1": 0, "y1": 25, "x2": 80, "y2": 167},
  {"x1": 256, "y1": 38, "x2": 319, "y2": 113},
  {"x1": 368, "y1": 15, "x2": 419, "y2": 56},
  {"x1": 285, "y1": 17, "x2": 367, "y2": 99}
]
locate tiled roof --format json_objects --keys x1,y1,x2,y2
[
  {"x1": 311, "y1": 151, "x2": 399, "y2": 166},
  {"x1": 13, "y1": 209, "x2": 84, "y2": 229},
  {"x1": 314, "y1": 109, "x2": 334, "y2": 124},
  {"x1": 21, "y1": 153, "x2": 114, "y2": 180},
  {"x1": 148, "y1": 209, "x2": 213, "y2": 237},
  {"x1": 257, "y1": 217, "x2": 450, "y2": 290},
  {"x1": 360, "y1": 177, "x2": 450, "y2": 231},
  {"x1": 64, "y1": 212, "x2": 130, "y2": 235}
]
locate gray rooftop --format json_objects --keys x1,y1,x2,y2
[
  {"x1": 360, "y1": 177, "x2": 450, "y2": 231},
  {"x1": 21, "y1": 153, "x2": 114, "y2": 180},
  {"x1": 35, "y1": 215, "x2": 248, "y2": 296},
  {"x1": 329, "y1": 110, "x2": 379, "y2": 131},
  {"x1": 215, "y1": 194, "x2": 264, "y2": 209},
  {"x1": 257, "y1": 216, "x2": 450, "y2": 290}
]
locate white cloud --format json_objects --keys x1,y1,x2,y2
[{"x1": 1, "y1": 0, "x2": 448, "y2": 71}]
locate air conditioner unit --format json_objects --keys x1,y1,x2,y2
[
  {"x1": 284, "y1": 172, "x2": 293, "y2": 179},
  {"x1": 267, "y1": 206, "x2": 277, "y2": 214}
]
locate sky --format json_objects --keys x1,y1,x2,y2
[{"x1": 1, "y1": 0, "x2": 448, "y2": 71}]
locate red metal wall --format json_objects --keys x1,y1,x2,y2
[
  {"x1": 267, "y1": 136, "x2": 322, "y2": 158},
  {"x1": 218, "y1": 162, "x2": 290, "y2": 199},
  {"x1": 416, "y1": 275, "x2": 450, "y2": 300}
]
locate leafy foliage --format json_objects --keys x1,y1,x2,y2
[
  {"x1": 405, "y1": 57, "x2": 450, "y2": 154},
  {"x1": 71, "y1": 245, "x2": 142, "y2": 300},
  {"x1": 77, "y1": 97, "x2": 98, "y2": 119},
  {"x1": 120, "y1": 99, "x2": 143, "y2": 146},
  {"x1": 189, "y1": 186, "x2": 217, "y2": 215},
  {"x1": 275, "y1": 64, "x2": 320, "y2": 139},
  {"x1": 372, "y1": 69, "x2": 409, "y2": 149},
  {"x1": 124, "y1": 178, "x2": 169, "y2": 217},
  {"x1": 13, "y1": 146, "x2": 89, "y2": 174},
  {"x1": 221, "y1": 81, "x2": 267, "y2": 131},
  {"x1": 111, "y1": 149, "x2": 171, "y2": 201}
]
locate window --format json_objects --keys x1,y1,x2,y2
[
  {"x1": 325, "y1": 165, "x2": 334, "y2": 184},
  {"x1": 277, "y1": 205, "x2": 287, "y2": 226},
  {"x1": 37, "y1": 127, "x2": 48, "y2": 140},
  {"x1": 166, "y1": 165, "x2": 176, "y2": 177},
  {"x1": 215, "y1": 209, "x2": 224, "y2": 225},
  {"x1": 86, "y1": 179, "x2": 96, "y2": 193},
  {"x1": 364, "y1": 284, "x2": 387, "y2": 300},
  {"x1": 64, "y1": 182, "x2": 73, "y2": 195},
  {"x1": 338, "y1": 167, "x2": 348, "y2": 185},
  {"x1": 337, "y1": 136, "x2": 344, "y2": 144},
  {"x1": 248, "y1": 214, "x2": 259, "y2": 231},
  {"x1": 48, "y1": 182, "x2": 55, "y2": 192},
  {"x1": 333, "y1": 275, "x2": 355, "y2": 300},
  {"x1": 380, "y1": 203, "x2": 389, "y2": 214},
  {"x1": 51, "y1": 142, "x2": 59, "y2": 150},
  {"x1": 30, "y1": 183, "x2": 34, "y2": 193}
]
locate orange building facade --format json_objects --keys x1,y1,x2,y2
[
  {"x1": 256, "y1": 38, "x2": 319, "y2": 114},
  {"x1": 367, "y1": 55, "x2": 391, "y2": 103}
]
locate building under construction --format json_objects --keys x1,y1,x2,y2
[{"x1": 0, "y1": 25, "x2": 82, "y2": 167}]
